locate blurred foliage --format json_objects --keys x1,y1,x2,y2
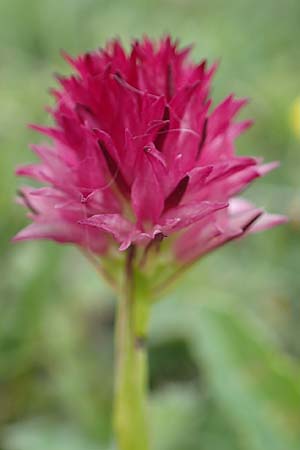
[{"x1": 1, "y1": 0, "x2": 300, "y2": 449}]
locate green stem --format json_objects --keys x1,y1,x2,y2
[{"x1": 114, "y1": 248, "x2": 151, "y2": 450}]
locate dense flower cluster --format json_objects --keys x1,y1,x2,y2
[{"x1": 14, "y1": 37, "x2": 285, "y2": 262}]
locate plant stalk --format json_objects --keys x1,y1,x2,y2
[{"x1": 114, "y1": 247, "x2": 150, "y2": 450}]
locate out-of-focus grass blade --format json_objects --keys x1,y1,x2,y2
[
  {"x1": 191, "y1": 305, "x2": 300, "y2": 450},
  {"x1": 3, "y1": 420, "x2": 102, "y2": 450},
  {"x1": 150, "y1": 385, "x2": 242, "y2": 450},
  {"x1": 0, "y1": 244, "x2": 61, "y2": 377}
]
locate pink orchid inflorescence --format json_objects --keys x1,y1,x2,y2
[{"x1": 15, "y1": 36, "x2": 286, "y2": 269}]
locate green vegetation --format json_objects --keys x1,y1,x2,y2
[{"x1": 1, "y1": 0, "x2": 300, "y2": 449}]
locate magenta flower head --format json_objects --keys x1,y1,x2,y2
[{"x1": 14, "y1": 37, "x2": 286, "y2": 288}]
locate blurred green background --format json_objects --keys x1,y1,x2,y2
[{"x1": 1, "y1": 0, "x2": 300, "y2": 449}]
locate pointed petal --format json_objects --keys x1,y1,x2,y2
[
  {"x1": 80, "y1": 213, "x2": 133, "y2": 244},
  {"x1": 131, "y1": 149, "x2": 165, "y2": 224},
  {"x1": 159, "y1": 201, "x2": 228, "y2": 234},
  {"x1": 246, "y1": 213, "x2": 288, "y2": 233},
  {"x1": 13, "y1": 221, "x2": 107, "y2": 253}
]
